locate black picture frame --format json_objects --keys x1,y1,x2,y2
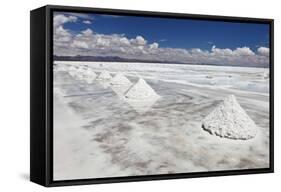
[{"x1": 30, "y1": 5, "x2": 274, "y2": 187}]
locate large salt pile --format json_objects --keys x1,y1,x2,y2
[
  {"x1": 202, "y1": 95, "x2": 258, "y2": 140},
  {"x1": 125, "y1": 78, "x2": 160, "y2": 100},
  {"x1": 110, "y1": 73, "x2": 131, "y2": 85},
  {"x1": 96, "y1": 71, "x2": 112, "y2": 80}
]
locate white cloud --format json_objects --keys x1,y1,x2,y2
[
  {"x1": 234, "y1": 47, "x2": 255, "y2": 56},
  {"x1": 149, "y1": 42, "x2": 159, "y2": 49},
  {"x1": 71, "y1": 40, "x2": 89, "y2": 49},
  {"x1": 131, "y1": 36, "x2": 147, "y2": 45},
  {"x1": 81, "y1": 28, "x2": 94, "y2": 36},
  {"x1": 120, "y1": 37, "x2": 131, "y2": 45},
  {"x1": 191, "y1": 48, "x2": 204, "y2": 54},
  {"x1": 100, "y1": 14, "x2": 123, "y2": 18},
  {"x1": 212, "y1": 46, "x2": 233, "y2": 56},
  {"x1": 83, "y1": 20, "x2": 92, "y2": 24},
  {"x1": 54, "y1": 14, "x2": 77, "y2": 29},
  {"x1": 63, "y1": 12, "x2": 94, "y2": 20},
  {"x1": 53, "y1": 14, "x2": 269, "y2": 67},
  {"x1": 257, "y1": 47, "x2": 270, "y2": 56}
]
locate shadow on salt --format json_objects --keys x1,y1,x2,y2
[{"x1": 123, "y1": 97, "x2": 160, "y2": 114}]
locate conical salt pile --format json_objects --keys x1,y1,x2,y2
[
  {"x1": 73, "y1": 66, "x2": 84, "y2": 80},
  {"x1": 68, "y1": 66, "x2": 77, "y2": 76},
  {"x1": 202, "y1": 95, "x2": 258, "y2": 140},
  {"x1": 83, "y1": 68, "x2": 96, "y2": 78},
  {"x1": 83, "y1": 69, "x2": 97, "y2": 84},
  {"x1": 77, "y1": 66, "x2": 86, "y2": 73},
  {"x1": 124, "y1": 78, "x2": 160, "y2": 100},
  {"x1": 69, "y1": 66, "x2": 76, "y2": 71},
  {"x1": 263, "y1": 71, "x2": 269, "y2": 79},
  {"x1": 110, "y1": 73, "x2": 131, "y2": 85},
  {"x1": 96, "y1": 71, "x2": 112, "y2": 80}
]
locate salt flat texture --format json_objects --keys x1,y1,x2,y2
[
  {"x1": 96, "y1": 70, "x2": 112, "y2": 80},
  {"x1": 125, "y1": 78, "x2": 160, "y2": 100},
  {"x1": 53, "y1": 61, "x2": 270, "y2": 180},
  {"x1": 202, "y1": 95, "x2": 258, "y2": 140},
  {"x1": 53, "y1": 90, "x2": 123, "y2": 180}
]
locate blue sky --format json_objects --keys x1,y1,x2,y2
[
  {"x1": 54, "y1": 12, "x2": 270, "y2": 67},
  {"x1": 63, "y1": 13, "x2": 269, "y2": 52}
]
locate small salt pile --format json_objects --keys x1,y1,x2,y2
[
  {"x1": 263, "y1": 71, "x2": 269, "y2": 79},
  {"x1": 83, "y1": 68, "x2": 97, "y2": 84},
  {"x1": 68, "y1": 66, "x2": 76, "y2": 71},
  {"x1": 73, "y1": 66, "x2": 86, "y2": 80},
  {"x1": 110, "y1": 73, "x2": 131, "y2": 85},
  {"x1": 202, "y1": 95, "x2": 258, "y2": 140},
  {"x1": 124, "y1": 78, "x2": 160, "y2": 100},
  {"x1": 68, "y1": 66, "x2": 77, "y2": 77}
]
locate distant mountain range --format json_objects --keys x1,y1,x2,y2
[
  {"x1": 53, "y1": 55, "x2": 182, "y2": 64},
  {"x1": 53, "y1": 55, "x2": 268, "y2": 68}
]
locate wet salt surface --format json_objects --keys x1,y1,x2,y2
[{"x1": 53, "y1": 61, "x2": 270, "y2": 180}]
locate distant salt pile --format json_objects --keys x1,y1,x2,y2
[
  {"x1": 110, "y1": 73, "x2": 131, "y2": 85},
  {"x1": 110, "y1": 73, "x2": 132, "y2": 97},
  {"x1": 68, "y1": 66, "x2": 77, "y2": 76},
  {"x1": 69, "y1": 66, "x2": 76, "y2": 71},
  {"x1": 125, "y1": 78, "x2": 160, "y2": 100},
  {"x1": 263, "y1": 71, "x2": 269, "y2": 79},
  {"x1": 83, "y1": 68, "x2": 97, "y2": 84},
  {"x1": 202, "y1": 95, "x2": 258, "y2": 140},
  {"x1": 68, "y1": 71, "x2": 76, "y2": 77},
  {"x1": 77, "y1": 66, "x2": 86, "y2": 73},
  {"x1": 74, "y1": 67, "x2": 84, "y2": 80},
  {"x1": 96, "y1": 71, "x2": 112, "y2": 80},
  {"x1": 83, "y1": 68, "x2": 96, "y2": 77}
]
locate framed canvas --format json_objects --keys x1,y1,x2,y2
[{"x1": 30, "y1": 5, "x2": 274, "y2": 187}]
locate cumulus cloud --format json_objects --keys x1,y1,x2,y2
[
  {"x1": 234, "y1": 47, "x2": 255, "y2": 56},
  {"x1": 63, "y1": 12, "x2": 94, "y2": 20},
  {"x1": 81, "y1": 28, "x2": 94, "y2": 36},
  {"x1": 53, "y1": 14, "x2": 269, "y2": 67},
  {"x1": 83, "y1": 20, "x2": 92, "y2": 24},
  {"x1": 131, "y1": 36, "x2": 147, "y2": 46},
  {"x1": 257, "y1": 47, "x2": 270, "y2": 56},
  {"x1": 54, "y1": 14, "x2": 77, "y2": 29},
  {"x1": 53, "y1": 14, "x2": 77, "y2": 51},
  {"x1": 149, "y1": 42, "x2": 159, "y2": 49},
  {"x1": 71, "y1": 40, "x2": 89, "y2": 49}
]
